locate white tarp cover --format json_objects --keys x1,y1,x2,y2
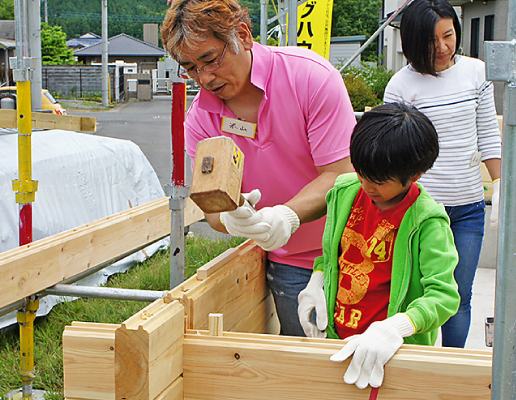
[{"x1": 0, "y1": 129, "x2": 168, "y2": 328}]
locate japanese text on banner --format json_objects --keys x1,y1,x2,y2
[{"x1": 296, "y1": 0, "x2": 333, "y2": 59}]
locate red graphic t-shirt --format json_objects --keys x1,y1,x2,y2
[{"x1": 334, "y1": 183, "x2": 420, "y2": 339}]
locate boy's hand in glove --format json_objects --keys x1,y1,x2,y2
[
  {"x1": 297, "y1": 271, "x2": 327, "y2": 338},
  {"x1": 330, "y1": 313, "x2": 415, "y2": 389}
]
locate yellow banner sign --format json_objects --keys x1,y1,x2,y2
[{"x1": 297, "y1": 0, "x2": 334, "y2": 59}]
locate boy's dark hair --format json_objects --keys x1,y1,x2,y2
[
  {"x1": 350, "y1": 102, "x2": 439, "y2": 186},
  {"x1": 400, "y1": 0, "x2": 461, "y2": 76}
]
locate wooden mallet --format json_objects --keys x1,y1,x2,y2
[{"x1": 189, "y1": 136, "x2": 247, "y2": 214}]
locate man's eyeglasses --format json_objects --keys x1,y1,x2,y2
[{"x1": 179, "y1": 44, "x2": 228, "y2": 79}]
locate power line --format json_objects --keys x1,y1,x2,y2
[{"x1": 47, "y1": 9, "x2": 165, "y2": 23}]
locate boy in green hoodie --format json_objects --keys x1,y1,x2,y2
[{"x1": 298, "y1": 102, "x2": 460, "y2": 390}]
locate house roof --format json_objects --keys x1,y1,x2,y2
[
  {"x1": 331, "y1": 35, "x2": 366, "y2": 44},
  {"x1": 75, "y1": 33, "x2": 166, "y2": 57},
  {"x1": 0, "y1": 20, "x2": 15, "y2": 41},
  {"x1": 0, "y1": 38, "x2": 15, "y2": 49},
  {"x1": 67, "y1": 32, "x2": 102, "y2": 49}
]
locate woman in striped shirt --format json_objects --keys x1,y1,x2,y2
[{"x1": 383, "y1": 0, "x2": 501, "y2": 348}]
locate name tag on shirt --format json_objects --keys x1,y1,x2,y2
[
  {"x1": 470, "y1": 151, "x2": 482, "y2": 167},
  {"x1": 221, "y1": 117, "x2": 256, "y2": 139}
]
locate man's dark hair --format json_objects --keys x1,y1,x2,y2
[
  {"x1": 400, "y1": 0, "x2": 461, "y2": 76},
  {"x1": 350, "y1": 102, "x2": 439, "y2": 186}
]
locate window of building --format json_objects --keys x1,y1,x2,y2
[
  {"x1": 471, "y1": 18, "x2": 480, "y2": 58},
  {"x1": 485, "y1": 15, "x2": 495, "y2": 41}
]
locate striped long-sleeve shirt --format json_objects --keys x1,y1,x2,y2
[{"x1": 384, "y1": 55, "x2": 501, "y2": 206}]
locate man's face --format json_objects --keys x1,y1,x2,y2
[{"x1": 177, "y1": 30, "x2": 252, "y2": 101}]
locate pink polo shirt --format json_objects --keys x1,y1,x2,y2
[{"x1": 185, "y1": 42, "x2": 355, "y2": 268}]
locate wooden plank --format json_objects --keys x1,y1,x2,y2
[
  {"x1": 115, "y1": 300, "x2": 184, "y2": 400},
  {"x1": 186, "y1": 242, "x2": 268, "y2": 331},
  {"x1": 0, "y1": 197, "x2": 204, "y2": 309},
  {"x1": 196, "y1": 246, "x2": 240, "y2": 280},
  {"x1": 63, "y1": 323, "x2": 119, "y2": 400},
  {"x1": 154, "y1": 377, "x2": 183, "y2": 400},
  {"x1": 0, "y1": 108, "x2": 97, "y2": 132},
  {"x1": 231, "y1": 292, "x2": 280, "y2": 335},
  {"x1": 183, "y1": 332, "x2": 492, "y2": 400}
]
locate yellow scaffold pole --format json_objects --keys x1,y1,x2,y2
[
  {"x1": 11, "y1": 0, "x2": 39, "y2": 397},
  {"x1": 14, "y1": 81, "x2": 39, "y2": 400}
]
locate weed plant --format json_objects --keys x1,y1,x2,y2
[{"x1": 0, "y1": 235, "x2": 245, "y2": 399}]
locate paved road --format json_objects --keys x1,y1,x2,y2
[{"x1": 69, "y1": 95, "x2": 176, "y2": 188}]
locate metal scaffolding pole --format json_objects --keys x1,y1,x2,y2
[
  {"x1": 169, "y1": 65, "x2": 187, "y2": 289},
  {"x1": 287, "y1": 0, "x2": 297, "y2": 47},
  {"x1": 101, "y1": 0, "x2": 109, "y2": 107},
  {"x1": 260, "y1": 0, "x2": 267, "y2": 45},
  {"x1": 12, "y1": 0, "x2": 39, "y2": 397},
  {"x1": 277, "y1": 0, "x2": 287, "y2": 46},
  {"x1": 43, "y1": 284, "x2": 168, "y2": 302},
  {"x1": 485, "y1": 0, "x2": 516, "y2": 398},
  {"x1": 27, "y1": 0, "x2": 41, "y2": 111},
  {"x1": 339, "y1": 0, "x2": 413, "y2": 72}
]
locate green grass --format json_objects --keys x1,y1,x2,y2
[{"x1": 0, "y1": 235, "x2": 245, "y2": 399}]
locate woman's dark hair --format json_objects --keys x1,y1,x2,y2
[
  {"x1": 400, "y1": 0, "x2": 461, "y2": 76},
  {"x1": 350, "y1": 102, "x2": 439, "y2": 186}
]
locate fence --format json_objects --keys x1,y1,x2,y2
[{"x1": 42, "y1": 65, "x2": 125, "y2": 102}]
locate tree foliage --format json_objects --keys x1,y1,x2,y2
[
  {"x1": 46, "y1": 0, "x2": 170, "y2": 46},
  {"x1": 331, "y1": 0, "x2": 382, "y2": 60},
  {"x1": 42, "y1": 0, "x2": 380, "y2": 58},
  {"x1": 0, "y1": 0, "x2": 14, "y2": 20},
  {"x1": 41, "y1": 22, "x2": 75, "y2": 65}
]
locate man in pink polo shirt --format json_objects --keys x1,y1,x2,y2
[{"x1": 162, "y1": 0, "x2": 356, "y2": 336}]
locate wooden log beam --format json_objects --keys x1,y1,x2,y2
[
  {"x1": 187, "y1": 242, "x2": 269, "y2": 332},
  {"x1": 183, "y1": 331, "x2": 492, "y2": 400},
  {"x1": 63, "y1": 322, "x2": 119, "y2": 400},
  {"x1": 0, "y1": 108, "x2": 97, "y2": 132},
  {"x1": 0, "y1": 197, "x2": 203, "y2": 310},
  {"x1": 115, "y1": 300, "x2": 184, "y2": 400}
]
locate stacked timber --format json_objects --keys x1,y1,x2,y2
[{"x1": 63, "y1": 240, "x2": 492, "y2": 400}]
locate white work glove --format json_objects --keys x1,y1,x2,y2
[
  {"x1": 220, "y1": 190, "x2": 270, "y2": 238},
  {"x1": 298, "y1": 271, "x2": 328, "y2": 338},
  {"x1": 330, "y1": 313, "x2": 415, "y2": 389},
  {"x1": 490, "y1": 179, "x2": 500, "y2": 230},
  {"x1": 252, "y1": 205, "x2": 300, "y2": 251}
]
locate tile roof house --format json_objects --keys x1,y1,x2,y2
[
  {"x1": 74, "y1": 33, "x2": 167, "y2": 72},
  {"x1": 66, "y1": 32, "x2": 102, "y2": 50}
]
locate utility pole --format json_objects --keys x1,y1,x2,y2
[
  {"x1": 44, "y1": 0, "x2": 47, "y2": 23},
  {"x1": 101, "y1": 0, "x2": 108, "y2": 107}
]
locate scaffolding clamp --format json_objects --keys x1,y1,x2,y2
[
  {"x1": 486, "y1": 40, "x2": 516, "y2": 127},
  {"x1": 12, "y1": 179, "x2": 39, "y2": 204},
  {"x1": 9, "y1": 56, "x2": 36, "y2": 83},
  {"x1": 17, "y1": 298, "x2": 39, "y2": 326}
]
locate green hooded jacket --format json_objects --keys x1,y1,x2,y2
[{"x1": 315, "y1": 173, "x2": 460, "y2": 344}]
